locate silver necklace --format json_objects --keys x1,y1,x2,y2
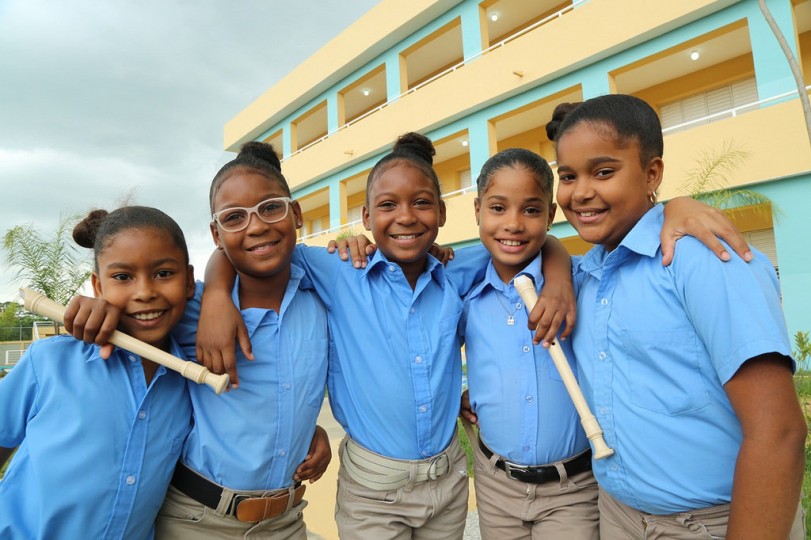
[{"x1": 495, "y1": 291, "x2": 521, "y2": 326}]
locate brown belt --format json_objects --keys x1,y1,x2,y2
[{"x1": 171, "y1": 461, "x2": 305, "y2": 522}]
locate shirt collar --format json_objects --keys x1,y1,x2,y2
[
  {"x1": 362, "y1": 249, "x2": 446, "y2": 288},
  {"x1": 466, "y1": 251, "x2": 544, "y2": 301},
  {"x1": 233, "y1": 263, "x2": 310, "y2": 336},
  {"x1": 575, "y1": 204, "x2": 663, "y2": 275}
]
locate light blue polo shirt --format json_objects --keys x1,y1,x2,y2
[
  {"x1": 294, "y1": 245, "x2": 467, "y2": 460},
  {"x1": 571, "y1": 204, "x2": 793, "y2": 514},
  {"x1": 462, "y1": 253, "x2": 589, "y2": 466},
  {"x1": 172, "y1": 264, "x2": 328, "y2": 491},
  {"x1": 0, "y1": 336, "x2": 192, "y2": 540}
]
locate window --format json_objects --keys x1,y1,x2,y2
[{"x1": 660, "y1": 78, "x2": 758, "y2": 132}]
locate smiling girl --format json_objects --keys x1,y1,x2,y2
[
  {"x1": 551, "y1": 94, "x2": 806, "y2": 539},
  {"x1": 0, "y1": 206, "x2": 194, "y2": 539}
]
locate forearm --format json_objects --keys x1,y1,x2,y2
[
  {"x1": 540, "y1": 235, "x2": 572, "y2": 283},
  {"x1": 727, "y1": 430, "x2": 805, "y2": 539},
  {"x1": 204, "y1": 249, "x2": 237, "y2": 293}
]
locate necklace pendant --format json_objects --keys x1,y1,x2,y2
[{"x1": 507, "y1": 315, "x2": 515, "y2": 326}]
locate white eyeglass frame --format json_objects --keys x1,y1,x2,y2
[{"x1": 211, "y1": 197, "x2": 294, "y2": 232}]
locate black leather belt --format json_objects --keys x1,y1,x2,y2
[{"x1": 478, "y1": 438, "x2": 592, "y2": 484}]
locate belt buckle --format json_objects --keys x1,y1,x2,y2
[
  {"x1": 503, "y1": 460, "x2": 530, "y2": 481},
  {"x1": 229, "y1": 494, "x2": 250, "y2": 517},
  {"x1": 426, "y1": 453, "x2": 449, "y2": 480}
]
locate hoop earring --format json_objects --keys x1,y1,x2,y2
[
  {"x1": 546, "y1": 224, "x2": 552, "y2": 232},
  {"x1": 648, "y1": 192, "x2": 657, "y2": 206}
]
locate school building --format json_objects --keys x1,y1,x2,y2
[{"x1": 225, "y1": 0, "x2": 811, "y2": 340}]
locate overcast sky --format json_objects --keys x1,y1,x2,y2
[{"x1": 0, "y1": 0, "x2": 380, "y2": 303}]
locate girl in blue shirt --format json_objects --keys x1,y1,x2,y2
[
  {"x1": 0, "y1": 206, "x2": 195, "y2": 540},
  {"x1": 460, "y1": 148, "x2": 598, "y2": 539},
  {"x1": 200, "y1": 133, "x2": 492, "y2": 539},
  {"x1": 64, "y1": 144, "x2": 332, "y2": 539},
  {"x1": 549, "y1": 94, "x2": 806, "y2": 539}
]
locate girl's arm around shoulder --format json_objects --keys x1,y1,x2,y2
[
  {"x1": 724, "y1": 354, "x2": 807, "y2": 540},
  {"x1": 199, "y1": 250, "x2": 249, "y2": 389},
  {"x1": 531, "y1": 236, "x2": 576, "y2": 347},
  {"x1": 661, "y1": 197, "x2": 753, "y2": 266}
]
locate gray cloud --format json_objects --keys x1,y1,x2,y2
[{"x1": 0, "y1": 0, "x2": 380, "y2": 300}]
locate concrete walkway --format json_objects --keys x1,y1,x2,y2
[{"x1": 305, "y1": 398, "x2": 480, "y2": 540}]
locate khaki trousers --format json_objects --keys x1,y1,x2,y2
[
  {"x1": 155, "y1": 484, "x2": 308, "y2": 540},
  {"x1": 598, "y1": 487, "x2": 806, "y2": 539},
  {"x1": 334, "y1": 435, "x2": 470, "y2": 540},
  {"x1": 472, "y1": 437, "x2": 599, "y2": 540}
]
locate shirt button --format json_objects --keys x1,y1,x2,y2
[
  {"x1": 138, "y1": 410, "x2": 146, "y2": 420},
  {"x1": 601, "y1": 298, "x2": 608, "y2": 306},
  {"x1": 282, "y1": 382, "x2": 291, "y2": 390},
  {"x1": 126, "y1": 475, "x2": 136, "y2": 485},
  {"x1": 279, "y1": 449, "x2": 286, "y2": 456},
  {"x1": 525, "y1": 395, "x2": 533, "y2": 403},
  {"x1": 128, "y1": 355, "x2": 136, "y2": 362},
  {"x1": 522, "y1": 345, "x2": 531, "y2": 353},
  {"x1": 410, "y1": 308, "x2": 415, "y2": 314},
  {"x1": 515, "y1": 303, "x2": 522, "y2": 309},
  {"x1": 599, "y1": 351, "x2": 607, "y2": 360},
  {"x1": 611, "y1": 464, "x2": 619, "y2": 471},
  {"x1": 419, "y1": 405, "x2": 427, "y2": 413},
  {"x1": 388, "y1": 265, "x2": 395, "y2": 272},
  {"x1": 415, "y1": 356, "x2": 423, "y2": 364},
  {"x1": 523, "y1": 445, "x2": 530, "y2": 451},
  {"x1": 599, "y1": 407, "x2": 608, "y2": 415}
]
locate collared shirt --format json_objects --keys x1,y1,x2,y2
[
  {"x1": 294, "y1": 245, "x2": 465, "y2": 460},
  {"x1": 462, "y1": 253, "x2": 588, "y2": 465},
  {"x1": 0, "y1": 336, "x2": 192, "y2": 540},
  {"x1": 571, "y1": 204, "x2": 792, "y2": 514},
  {"x1": 172, "y1": 264, "x2": 328, "y2": 491}
]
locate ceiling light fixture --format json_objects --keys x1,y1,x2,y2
[
  {"x1": 690, "y1": 50, "x2": 700, "y2": 61},
  {"x1": 490, "y1": 12, "x2": 499, "y2": 22},
  {"x1": 362, "y1": 88, "x2": 371, "y2": 96},
  {"x1": 461, "y1": 140, "x2": 469, "y2": 147}
]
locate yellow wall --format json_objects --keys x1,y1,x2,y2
[
  {"x1": 636, "y1": 54, "x2": 755, "y2": 110},
  {"x1": 800, "y1": 30, "x2": 811, "y2": 80},
  {"x1": 497, "y1": 127, "x2": 546, "y2": 156},
  {"x1": 275, "y1": 0, "x2": 738, "y2": 189},
  {"x1": 435, "y1": 154, "x2": 470, "y2": 193},
  {"x1": 224, "y1": 0, "x2": 463, "y2": 150}
]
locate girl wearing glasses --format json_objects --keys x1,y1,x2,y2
[{"x1": 63, "y1": 142, "x2": 332, "y2": 539}]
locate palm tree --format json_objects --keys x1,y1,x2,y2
[
  {"x1": 681, "y1": 141, "x2": 774, "y2": 217},
  {"x1": 3, "y1": 214, "x2": 91, "y2": 334}
]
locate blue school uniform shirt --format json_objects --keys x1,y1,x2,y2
[
  {"x1": 293, "y1": 245, "x2": 467, "y2": 460},
  {"x1": 0, "y1": 336, "x2": 192, "y2": 540},
  {"x1": 462, "y1": 253, "x2": 589, "y2": 466},
  {"x1": 571, "y1": 204, "x2": 792, "y2": 514},
  {"x1": 172, "y1": 264, "x2": 328, "y2": 491}
]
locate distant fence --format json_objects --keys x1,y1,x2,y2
[{"x1": 0, "y1": 326, "x2": 33, "y2": 342}]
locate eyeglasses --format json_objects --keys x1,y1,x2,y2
[{"x1": 212, "y1": 197, "x2": 294, "y2": 232}]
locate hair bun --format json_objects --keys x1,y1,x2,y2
[
  {"x1": 546, "y1": 102, "x2": 582, "y2": 141},
  {"x1": 238, "y1": 141, "x2": 282, "y2": 172},
  {"x1": 72, "y1": 209, "x2": 109, "y2": 248},
  {"x1": 393, "y1": 132, "x2": 435, "y2": 165}
]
